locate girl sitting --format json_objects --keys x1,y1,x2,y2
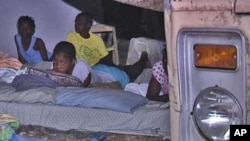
[{"x1": 14, "y1": 16, "x2": 52, "y2": 66}]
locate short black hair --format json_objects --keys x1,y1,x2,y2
[
  {"x1": 52, "y1": 41, "x2": 76, "y2": 60},
  {"x1": 17, "y1": 16, "x2": 36, "y2": 30},
  {"x1": 75, "y1": 11, "x2": 93, "y2": 24}
]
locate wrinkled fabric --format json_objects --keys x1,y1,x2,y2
[
  {"x1": 0, "y1": 51, "x2": 23, "y2": 69},
  {"x1": 27, "y1": 67, "x2": 83, "y2": 87},
  {"x1": 12, "y1": 74, "x2": 61, "y2": 91},
  {"x1": 124, "y1": 83, "x2": 149, "y2": 97},
  {"x1": 92, "y1": 64, "x2": 129, "y2": 89},
  {"x1": 0, "y1": 68, "x2": 27, "y2": 83},
  {"x1": 55, "y1": 87, "x2": 148, "y2": 113},
  {"x1": 0, "y1": 68, "x2": 17, "y2": 83}
]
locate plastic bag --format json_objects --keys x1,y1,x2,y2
[
  {"x1": 126, "y1": 37, "x2": 165, "y2": 65},
  {"x1": 0, "y1": 114, "x2": 20, "y2": 141}
]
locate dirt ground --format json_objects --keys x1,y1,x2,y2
[{"x1": 16, "y1": 125, "x2": 170, "y2": 141}]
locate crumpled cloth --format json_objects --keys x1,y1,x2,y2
[
  {"x1": 0, "y1": 51, "x2": 23, "y2": 70},
  {"x1": 0, "y1": 68, "x2": 27, "y2": 83},
  {"x1": 124, "y1": 83, "x2": 149, "y2": 97}
]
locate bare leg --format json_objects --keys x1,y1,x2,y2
[{"x1": 118, "y1": 52, "x2": 151, "y2": 82}]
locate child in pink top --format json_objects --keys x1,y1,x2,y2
[{"x1": 146, "y1": 48, "x2": 169, "y2": 102}]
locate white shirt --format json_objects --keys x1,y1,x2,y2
[
  {"x1": 72, "y1": 59, "x2": 91, "y2": 83},
  {"x1": 35, "y1": 59, "x2": 116, "y2": 84}
]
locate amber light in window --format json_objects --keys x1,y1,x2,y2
[{"x1": 194, "y1": 44, "x2": 237, "y2": 70}]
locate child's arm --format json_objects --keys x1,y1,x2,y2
[
  {"x1": 34, "y1": 38, "x2": 49, "y2": 61},
  {"x1": 82, "y1": 72, "x2": 91, "y2": 87},
  {"x1": 146, "y1": 74, "x2": 169, "y2": 102}
]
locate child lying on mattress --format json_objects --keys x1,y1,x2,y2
[
  {"x1": 50, "y1": 41, "x2": 150, "y2": 88},
  {"x1": 50, "y1": 42, "x2": 169, "y2": 102}
]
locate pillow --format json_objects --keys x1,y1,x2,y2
[
  {"x1": 27, "y1": 67, "x2": 83, "y2": 87},
  {"x1": 55, "y1": 87, "x2": 149, "y2": 113}
]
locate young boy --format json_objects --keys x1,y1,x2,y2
[
  {"x1": 14, "y1": 16, "x2": 51, "y2": 66},
  {"x1": 67, "y1": 12, "x2": 151, "y2": 82},
  {"x1": 52, "y1": 41, "x2": 126, "y2": 88},
  {"x1": 52, "y1": 41, "x2": 91, "y2": 87},
  {"x1": 67, "y1": 12, "x2": 108, "y2": 66}
]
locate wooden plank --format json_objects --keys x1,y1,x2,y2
[{"x1": 90, "y1": 24, "x2": 113, "y2": 33}]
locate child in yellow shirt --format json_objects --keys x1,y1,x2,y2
[{"x1": 67, "y1": 12, "x2": 151, "y2": 84}]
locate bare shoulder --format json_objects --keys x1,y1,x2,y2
[
  {"x1": 34, "y1": 37, "x2": 46, "y2": 50},
  {"x1": 36, "y1": 38, "x2": 45, "y2": 44}
]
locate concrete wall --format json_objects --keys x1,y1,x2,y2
[{"x1": 0, "y1": 0, "x2": 80, "y2": 57}]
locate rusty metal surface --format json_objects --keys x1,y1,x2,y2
[
  {"x1": 235, "y1": 0, "x2": 250, "y2": 13},
  {"x1": 171, "y1": 0, "x2": 233, "y2": 11},
  {"x1": 114, "y1": 0, "x2": 235, "y2": 12},
  {"x1": 114, "y1": 0, "x2": 164, "y2": 12}
]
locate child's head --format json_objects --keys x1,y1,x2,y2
[
  {"x1": 52, "y1": 41, "x2": 76, "y2": 74},
  {"x1": 17, "y1": 16, "x2": 36, "y2": 37},
  {"x1": 75, "y1": 12, "x2": 93, "y2": 34}
]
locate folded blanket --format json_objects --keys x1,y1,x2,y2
[{"x1": 27, "y1": 67, "x2": 83, "y2": 87}]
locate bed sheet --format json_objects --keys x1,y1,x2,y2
[
  {"x1": 0, "y1": 82, "x2": 170, "y2": 138},
  {"x1": 0, "y1": 82, "x2": 148, "y2": 113},
  {"x1": 0, "y1": 101, "x2": 170, "y2": 138}
]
